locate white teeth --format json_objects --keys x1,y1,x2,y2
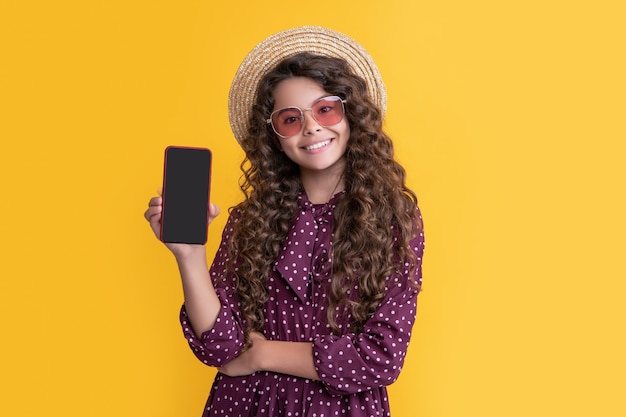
[{"x1": 305, "y1": 140, "x2": 331, "y2": 150}]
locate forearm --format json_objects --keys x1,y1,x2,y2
[
  {"x1": 176, "y1": 248, "x2": 221, "y2": 338},
  {"x1": 256, "y1": 340, "x2": 320, "y2": 381}
]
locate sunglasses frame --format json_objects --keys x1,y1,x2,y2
[{"x1": 266, "y1": 95, "x2": 347, "y2": 138}]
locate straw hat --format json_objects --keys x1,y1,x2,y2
[{"x1": 228, "y1": 26, "x2": 387, "y2": 143}]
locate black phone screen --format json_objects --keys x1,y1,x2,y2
[{"x1": 160, "y1": 146, "x2": 212, "y2": 244}]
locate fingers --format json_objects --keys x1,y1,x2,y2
[
  {"x1": 144, "y1": 194, "x2": 220, "y2": 244},
  {"x1": 144, "y1": 196, "x2": 162, "y2": 221},
  {"x1": 149, "y1": 195, "x2": 162, "y2": 207},
  {"x1": 208, "y1": 203, "x2": 221, "y2": 224},
  {"x1": 144, "y1": 205, "x2": 162, "y2": 222},
  {"x1": 144, "y1": 197, "x2": 218, "y2": 223},
  {"x1": 144, "y1": 196, "x2": 163, "y2": 242}
]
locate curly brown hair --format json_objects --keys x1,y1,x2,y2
[{"x1": 227, "y1": 53, "x2": 421, "y2": 345}]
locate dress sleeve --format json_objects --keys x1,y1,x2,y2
[
  {"x1": 312, "y1": 210, "x2": 425, "y2": 396},
  {"x1": 179, "y1": 210, "x2": 247, "y2": 367}
]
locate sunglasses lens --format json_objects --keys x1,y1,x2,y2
[
  {"x1": 271, "y1": 108, "x2": 302, "y2": 137},
  {"x1": 270, "y1": 96, "x2": 345, "y2": 137},
  {"x1": 312, "y1": 97, "x2": 344, "y2": 126}
]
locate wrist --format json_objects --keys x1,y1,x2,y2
[
  {"x1": 174, "y1": 246, "x2": 208, "y2": 271},
  {"x1": 173, "y1": 245, "x2": 206, "y2": 261},
  {"x1": 253, "y1": 339, "x2": 269, "y2": 372}
]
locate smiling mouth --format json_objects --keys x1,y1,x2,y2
[{"x1": 304, "y1": 139, "x2": 332, "y2": 151}]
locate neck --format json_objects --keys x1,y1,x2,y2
[{"x1": 301, "y1": 169, "x2": 345, "y2": 204}]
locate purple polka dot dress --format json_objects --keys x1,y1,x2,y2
[{"x1": 180, "y1": 191, "x2": 425, "y2": 416}]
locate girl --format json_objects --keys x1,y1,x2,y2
[{"x1": 145, "y1": 26, "x2": 424, "y2": 417}]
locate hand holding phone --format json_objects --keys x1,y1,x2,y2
[{"x1": 160, "y1": 146, "x2": 212, "y2": 244}]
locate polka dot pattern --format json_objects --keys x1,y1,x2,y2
[{"x1": 180, "y1": 192, "x2": 425, "y2": 416}]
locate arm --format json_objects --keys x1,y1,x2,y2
[
  {"x1": 313, "y1": 220, "x2": 424, "y2": 395},
  {"x1": 145, "y1": 196, "x2": 222, "y2": 337},
  {"x1": 219, "y1": 332, "x2": 320, "y2": 380},
  {"x1": 312, "y1": 276, "x2": 420, "y2": 395},
  {"x1": 175, "y1": 247, "x2": 221, "y2": 337},
  {"x1": 218, "y1": 277, "x2": 417, "y2": 386},
  {"x1": 220, "y1": 215, "x2": 425, "y2": 394},
  {"x1": 179, "y1": 209, "x2": 248, "y2": 366}
]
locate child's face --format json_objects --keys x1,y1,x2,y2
[{"x1": 271, "y1": 77, "x2": 350, "y2": 178}]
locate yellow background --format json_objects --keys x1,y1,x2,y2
[{"x1": 1, "y1": 1, "x2": 624, "y2": 416}]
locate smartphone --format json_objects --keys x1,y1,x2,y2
[{"x1": 160, "y1": 146, "x2": 212, "y2": 244}]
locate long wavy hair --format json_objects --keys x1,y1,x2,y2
[{"x1": 227, "y1": 53, "x2": 421, "y2": 345}]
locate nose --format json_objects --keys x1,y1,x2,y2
[{"x1": 302, "y1": 109, "x2": 321, "y2": 135}]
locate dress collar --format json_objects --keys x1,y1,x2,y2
[{"x1": 274, "y1": 190, "x2": 344, "y2": 302}]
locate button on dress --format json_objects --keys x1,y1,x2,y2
[{"x1": 180, "y1": 191, "x2": 425, "y2": 416}]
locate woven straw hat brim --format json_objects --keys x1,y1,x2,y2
[{"x1": 228, "y1": 26, "x2": 386, "y2": 144}]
